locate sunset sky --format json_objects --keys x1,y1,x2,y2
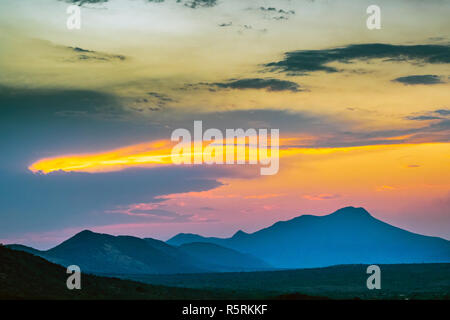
[{"x1": 0, "y1": 0, "x2": 449, "y2": 249}]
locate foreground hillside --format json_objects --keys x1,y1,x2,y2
[{"x1": 0, "y1": 246, "x2": 234, "y2": 300}]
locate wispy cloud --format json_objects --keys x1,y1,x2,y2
[
  {"x1": 66, "y1": 46, "x2": 126, "y2": 62},
  {"x1": 265, "y1": 43, "x2": 450, "y2": 74},
  {"x1": 190, "y1": 78, "x2": 303, "y2": 92},
  {"x1": 406, "y1": 109, "x2": 450, "y2": 121},
  {"x1": 392, "y1": 74, "x2": 445, "y2": 85}
]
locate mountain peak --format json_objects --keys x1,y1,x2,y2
[
  {"x1": 73, "y1": 230, "x2": 97, "y2": 239},
  {"x1": 232, "y1": 230, "x2": 248, "y2": 238},
  {"x1": 78, "y1": 229, "x2": 95, "y2": 235},
  {"x1": 330, "y1": 206, "x2": 371, "y2": 217}
]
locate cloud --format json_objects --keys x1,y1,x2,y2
[
  {"x1": 183, "y1": 0, "x2": 218, "y2": 9},
  {"x1": 130, "y1": 92, "x2": 175, "y2": 112},
  {"x1": 265, "y1": 43, "x2": 450, "y2": 74},
  {"x1": 303, "y1": 194, "x2": 341, "y2": 201},
  {"x1": 67, "y1": 46, "x2": 126, "y2": 62},
  {"x1": 65, "y1": 0, "x2": 219, "y2": 9},
  {"x1": 0, "y1": 167, "x2": 224, "y2": 236},
  {"x1": 206, "y1": 78, "x2": 303, "y2": 92},
  {"x1": 392, "y1": 74, "x2": 444, "y2": 85},
  {"x1": 376, "y1": 185, "x2": 395, "y2": 192},
  {"x1": 407, "y1": 115, "x2": 442, "y2": 121},
  {"x1": 0, "y1": 85, "x2": 176, "y2": 174},
  {"x1": 147, "y1": 92, "x2": 174, "y2": 104},
  {"x1": 259, "y1": 6, "x2": 295, "y2": 20},
  {"x1": 62, "y1": 0, "x2": 108, "y2": 6},
  {"x1": 107, "y1": 205, "x2": 196, "y2": 223},
  {"x1": 406, "y1": 109, "x2": 450, "y2": 121},
  {"x1": 218, "y1": 22, "x2": 232, "y2": 27},
  {"x1": 435, "y1": 109, "x2": 450, "y2": 116}
]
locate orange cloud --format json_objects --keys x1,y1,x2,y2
[
  {"x1": 303, "y1": 194, "x2": 341, "y2": 201},
  {"x1": 376, "y1": 185, "x2": 396, "y2": 192}
]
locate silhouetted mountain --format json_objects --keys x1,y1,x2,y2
[
  {"x1": 167, "y1": 206, "x2": 450, "y2": 268},
  {"x1": 7, "y1": 230, "x2": 269, "y2": 274},
  {"x1": 9, "y1": 230, "x2": 204, "y2": 274}
]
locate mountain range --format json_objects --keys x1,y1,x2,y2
[
  {"x1": 7, "y1": 206, "x2": 450, "y2": 273},
  {"x1": 7, "y1": 230, "x2": 269, "y2": 274},
  {"x1": 167, "y1": 206, "x2": 450, "y2": 268}
]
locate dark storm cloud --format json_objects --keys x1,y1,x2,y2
[
  {"x1": 265, "y1": 43, "x2": 450, "y2": 75},
  {"x1": 392, "y1": 75, "x2": 444, "y2": 85},
  {"x1": 0, "y1": 167, "x2": 223, "y2": 236},
  {"x1": 193, "y1": 78, "x2": 303, "y2": 92},
  {"x1": 0, "y1": 85, "x2": 130, "y2": 124},
  {"x1": 0, "y1": 85, "x2": 169, "y2": 172}
]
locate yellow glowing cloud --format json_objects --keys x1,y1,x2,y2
[
  {"x1": 29, "y1": 138, "x2": 279, "y2": 174},
  {"x1": 29, "y1": 135, "x2": 433, "y2": 175},
  {"x1": 29, "y1": 140, "x2": 175, "y2": 174}
]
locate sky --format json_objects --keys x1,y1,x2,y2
[{"x1": 0, "y1": 0, "x2": 449, "y2": 249}]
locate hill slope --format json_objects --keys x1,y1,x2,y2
[
  {"x1": 0, "y1": 245, "x2": 233, "y2": 300},
  {"x1": 167, "y1": 206, "x2": 450, "y2": 268}
]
